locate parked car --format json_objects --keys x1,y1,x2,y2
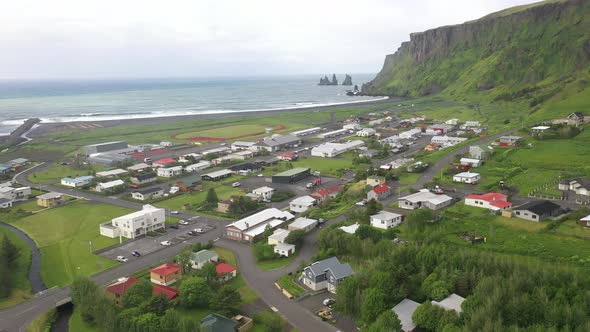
[
  {"x1": 257, "y1": 173, "x2": 264, "y2": 177},
  {"x1": 131, "y1": 251, "x2": 141, "y2": 257},
  {"x1": 187, "y1": 231, "x2": 197, "y2": 236},
  {"x1": 355, "y1": 199, "x2": 368, "y2": 206},
  {"x1": 232, "y1": 182, "x2": 241, "y2": 187},
  {"x1": 322, "y1": 298, "x2": 336, "y2": 307},
  {"x1": 306, "y1": 182, "x2": 313, "y2": 188},
  {"x1": 169, "y1": 224, "x2": 179, "y2": 229},
  {"x1": 116, "y1": 256, "x2": 128, "y2": 263},
  {"x1": 170, "y1": 210, "x2": 180, "y2": 215},
  {"x1": 194, "y1": 228, "x2": 204, "y2": 233},
  {"x1": 160, "y1": 240, "x2": 172, "y2": 246},
  {"x1": 179, "y1": 220, "x2": 189, "y2": 225}
]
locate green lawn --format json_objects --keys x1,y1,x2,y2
[
  {"x1": 175, "y1": 124, "x2": 289, "y2": 140},
  {"x1": 257, "y1": 255, "x2": 297, "y2": 271},
  {"x1": 277, "y1": 275, "x2": 306, "y2": 298},
  {"x1": 0, "y1": 226, "x2": 32, "y2": 309},
  {"x1": 155, "y1": 184, "x2": 244, "y2": 211},
  {"x1": 263, "y1": 157, "x2": 354, "y2": 177},
  {"x1": 27, "y1": 164, "x2": 107, "y2": 184},
  {"x1": 213, "y1": 247, "x2": 258, "y2": 304},
  {"x1": 8, "y1": 201, "x2": 132, "y2": 287},
  {"x1": 398, "y1": 172, "x2": 421, "y2": 185},
  {"x1": 68, "y1": 309, "x2": 100, "y2": 332}
]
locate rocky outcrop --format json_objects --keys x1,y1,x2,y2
[
  {"x1": 318, "y1": 74, "x2": 339, "y2": 86},
  {"x1": 342, "y1": 74, "x2": 353, "y2": 86}
]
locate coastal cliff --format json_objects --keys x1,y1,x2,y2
[{"x1": 363, "y1": 0, "x2": 590, "y2": 105}]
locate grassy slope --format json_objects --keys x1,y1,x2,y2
[{"x1": 0, "y1": 226, "x2": 32, "y2": 308}]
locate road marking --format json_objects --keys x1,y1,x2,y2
[{"x1": 16, "y1": 305, "x2": 37, "y2": 316}]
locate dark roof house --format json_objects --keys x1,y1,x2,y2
[{"x1": 513, "y1": 200, "x2": 562, "y2": 222}]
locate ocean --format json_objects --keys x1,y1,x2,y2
[{"x1": 0, "y1": 74, "x2": 384, "y2": 134}]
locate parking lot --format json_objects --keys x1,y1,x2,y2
[
  {"x1": 297, "y1": 292, "x2": 358, "y2": 332},
  {"x1": 98, "y1": 218, "x2": 218, "y2": 262}
]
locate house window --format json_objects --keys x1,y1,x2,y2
[{"x1": 532, "y1": 215, "x2": 537, "y2": 219}]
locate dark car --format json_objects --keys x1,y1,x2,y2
[
  {"x1": 187, "y1": 231, "x2": 197, "y2": 236},
  {"x1": 131, "y1": 251, "x2": 141, "y2": 257},
  {"x1": 168, "y1": 224, "x2": 179, "y2": 229}
]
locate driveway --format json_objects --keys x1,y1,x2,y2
[{"x1": 297, "y1": 293, "x2": 358, "y2": 332}]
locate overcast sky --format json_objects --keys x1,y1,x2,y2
[{"x1": 0, "y1": 0, "x2": 540, "y2": 79}]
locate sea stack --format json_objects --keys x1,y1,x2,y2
[{"x1": 342, "y1": 74, "x2": 353, "y2": 86}]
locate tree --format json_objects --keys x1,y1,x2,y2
[
  {"x1": 205, "y1": 188, "x2": 218, "y2": 206},
  {"x1": 178, "y1": 277, "x2": 212, "y2": 308},
  {"x1": 253, "y1": 241, "x2": 276, "y2": 261},
  {"x1": 285, "y1": 229, "x2": 305, "y2": 248},
  {"x1": 262, "y1": 224, "x2": 273, "y2": 239},
  {"x1": 413, "y1": 302, "x2": 440, "y2": 330},
  {"x1": 71, "y1": 277, "x2": 101, "y2": 324},
  {"x1": 1, "y1": 235, "x2": 20, "y2": 265},
  {"x1": 175, "y1": 248, "x2": 193, "y2": 274},
  {"x1": 197, "y1": 261, "x2": 218, "y2": 282},
  {"x1": 365, "y1": 199, "x2": 381, "y2": 218},
  {"x1": 210, "y1": 285, "x2": 242, "y2": 316},
  {"x1": 122, "y1": 279, "x2": 153, "y2": 308},
  {"x1": 355, "y1": 225, "x2": 383, "y2": 243},
  {"x1": 140, "y1": 294, "x2": 172, "y2": 316},
  {"x1": 361, "y1": 287, "x2": 387, "y2": 323},
  {"x1": 363, "y1": 310, "x2": 402, "y2": 332}
]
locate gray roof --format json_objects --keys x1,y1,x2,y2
[
  {"x1": 258, "y1": 134, "x2": 300, "y2": 147},
  {"x1": 37, "y1": 192, "x2": 62, "y2": 200},
  {"x1": 0, "y1": 198, "x2": 12, "y2": 204},
  {"x1": 190, "y1": 249, "x2": 218, "y2": 264},
  {"x1": 307, "y1": 256, "x2": 354, "y2": 279},
  {"x1": 392, "y1": 299, "x2": 420, "y2": 332},
  {"x1": 134, "y1": 186, "x2": 163, "y2": 195},
  {"x1": 431, "y1": 293, "x2": 465, "y2": 313}
]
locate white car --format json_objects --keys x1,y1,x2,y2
[
  {"x1": 355, "y1": 199, "x2": 368, "y2": 206},
  {"x1": 323, "y1": 298, "x2": 336, "y2": 306},
  {"x1": 160, "y1": 240, "x2": 172, "y2": 246},
  {"x1": 116, "y1": 255, "x2": 128, "y2": 263},
  {"x1": 257, "y1": 174, "x2": 264, "y2": 177},
  {"x1": 170, "y1": 210, "x2": 180, "y2": 215},
  {"x1": 193, "y1": 228, "x2": 204, "y2": 233},
  {"x1": 179, "y1": 220, "x2": 189, "y2": 225},
  {"x1": 232, "y1": 182, "x2": 241, "y2": 187}
]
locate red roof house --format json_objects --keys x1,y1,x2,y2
[
  {"x1": 465, "y1": 192, "x2": 512, "y2": 211},
  {"x1": 150, "y1": 263, "x2": 182, "y2": 286},
  {"x1": 216, "y1": 263, "x2": 237, "y2": 281},
  {"x1": 367, "y1": 184, "x2": 392, "y2": 201},
  {"x1": 278, "y1": 152, "x2": 298, "y2": 161},
  {"x1": 106, "y1": 277, "x2": 139, "y2": 304},
  {"x1": 312, "y1": 185, "x2": 344, "y2": 202},
  {"x1": 153, "y1": 157, "x2": 176, "y2": 167},
  {"x1": 152, "y1": 284, "x2": 180, "y2": 300}
]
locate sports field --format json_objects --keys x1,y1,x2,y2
[{"x1": 172, "y1": 124, "x2": 287, "y2": 141}]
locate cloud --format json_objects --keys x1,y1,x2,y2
[{"x1": 0, "y1": 0, "x2": 540, "y2": 79}]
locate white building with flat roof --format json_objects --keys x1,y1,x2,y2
[
  {"x1": 399, "y1": 190, "x2": 454, "y2": 211},
  {"x1": 311, "y1": 140, "x2": 365, "y2": 158},
  {"x1": 185, "y1": 161, "x2": 211, "y2": 172},
  {"x1": 96, "y1": 179, "x2": 125, "y2": 192},
  {"x1": 431, "y1": 135, "x2": 467, "y2": 146},
  {"x1": 288, "y1": 217, "x2": 318, "y2": 232},
  {"x1": 100, "y1": 204, "x2": 165, "y2": 239},
  {"x1": 370, "y1": 211, "x2": 403, "y2": 230},
  {"x1": 225, "y1": 208, "x2": 295, "y2": 242},
  {"x1": 61, "y1": 176, "x2": 94, "y2": 188},
  {"x1": 157, "y1": 166, "x2": 183, "y2": 177},
  {"x1": 252, "y1": 186, "x2": 275, "y2": 201},
  {"x1": 289, "y1": 195, "x2": 317, "y2": 213},
  {"x1": 96, "y1": 169, "x2": 128, "y2": 178},
  {"x1": 268, "y1": 228, "x2": 291, "y2": 245},
  {"x1": 356, "y1": 128, "x2": 376, "y2": 137},
  {"x1": 453, "y1": 172, "x2": 481, "y2": 184}
]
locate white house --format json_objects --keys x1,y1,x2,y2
[
  {"x1": 453, "y1": 172, "x2": 481, "y2": 184},
  {"x1": 225, "y1": 208, "x2": 295, "y2": 242},
  {"x1": 0, "y1": 186, "x2": 31, "y2": 201},
  {"x1": 268, "y1": 228, "x2": 291, "y2": 245},
  {"x1": 131, "y1": 187, "x2": 164, "y2": 201},
  {"x1": 445, "y1": 118, "x2": 459, "y2": 125},
  {"x1": 95, "y1": 179, "x2": 125, "y2": 192},
  {"x1": 289, "y1": 195, "x2": 317, "y2": 213},
  {"x1": 231, "y1": 141, "x2": 257, "y2": 151},
  {"x1": 252, "y1": 186, "x2": 275, "y2": 201},
  {"x1": 463, "y1": 120, "x2": 481, "y2": 128},
  {"x1": 311, "y1": 140, "x2": 365, "y2": 158},
  {"x1": 399, "y1": 128, "x2": 422, "y2": 139},
  {"x1": 399, "y1": 190, "x2": 454, "y2": 211},
  {"x1": 95, "y1": 169, "x2": 128, "y2": 178},
  {"x1": 343, "y1": 123, "x2": 362, "y2": 131},
  {"x1": 61, "y1": 175, "x2": 94, "y2": 188},
  {"x1": 190, "y1": 249, "x2": 219, "y2": 269},
  {"x1": 288, "y1": 217, "x2": 318, "y2": 232},
  {"x1": 460, "y1": 158, "x2": 482, "y2": 167},
  {"x1": 370, "y1": 210, "x2": 403, "y2": 230},
  {"x1": 356, "y1": 128, "x2": 376, "y2": 137},
  {"x1": 465, "y1": 193, "x2": 512, "y2": 211},
  {"x1": 274, "y1": 243, "x2": 296, "y2": 257},
  {"x1": 157, "y1": 166, "x2": 183, "y2": 177},
  {"x1": 99, "y1": 204, "x2": 165, "y2": 239},
  {"x1": 185, "y1": 161, "x2": 211, "y2": 172},
  {"x1": 431, "y1": 135, "x2": 467, "y2": 146},
  {"x1": 318, "y1": 128, "x2": 349, "y2": 139}
]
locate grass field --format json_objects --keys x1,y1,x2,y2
[
  {"x1": 0, "y1": 226, "x2": 32, "y2": 309},
  {"x1": 257, "y1": 255, "x2": 297, "y2": 271},
  {"x1": 277, "y1": 274, "x2": 306, "y2": 298},
  {"x1": 398, "y1": 172, "x2": 421, "y2": 185},
  {"x1": 213, "y1": 247, "x2": 258, "y2": 304},
  {"x1": 68, "y1": 309, "x2": 100, "y2": 332},
  {"x1": 9, "y1": 201, "x2": 132, "y2": 287},
  {"x1": 174, "y1": 124, "x2": 289, "y2": 140},
  {"x1": 27, "y1": 164, "x2": 107, "y2": 184},
  {"x1": 155, "y1": 184, "x2": 244, "y2": 211},
  {"x1": 263, "y1": 157, "x2": 354, "y2": 177}
]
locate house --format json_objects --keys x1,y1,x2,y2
[
  {"x1": 152, "y1": 284, "x2": 179, "y2": 301},
  {"x1": 274, "y1": 243, "x2": 296, "y2": 257},
  {"x1": 95, "y1": 179, "x2": 125, "y2": 192},
  {"x1": 399, "y1": 190, "x2": 454, "y2": 210},
  {"x1": 366, "y1": 175, "x2": 386, "y2": 187},
  {"x1": 339, "y1": 223, "x2": 360, "y2": 234},
  {"x1": 190, "y1": 249, "x2": 219, "y2": 269},
  {"x1": 429, "y1": 124, "x2": 455, "y2": 135},
  {"x1": 200, "y1": 313, "x2": 253, "y2": 332},
  {"x1": 157, "y1": 166, "x2": 183, "y2": 177},
  {"x1": 311, "y1": 140, "x2": 365, "y2": 158},
  {"x1": 0, "y1": 164, "x2": 13, "y2": 174},
  {"x1": 343, "y1": 123, "x2": 362, "y2": 131},
  {"x1": 95, "y1": 169, "x2": 128, "y2": 178},
  {"x1": 131, "y1": 187, "x2": 164, "y2": 201},
  {"x1": 368, "y1": 119, "x2": 384, "y2": 126},
  {"x1": 36, "y1": 192, "x2": 63, "y2": 208},
  {"x1": 0, "y1": 187, "x2": 31, "y2": 201},
  {"x1": 252, "y1": 186, "x2": 274, "y2": 201},
  {"x1": 432, "y1": 293, "x2": 465, "y2": 314},
  {"x1": 268, "y1": 228, "x2": 291, "y2": 245},
  {"x1": 359, "y1": 149, "x2": 379, "y2": 158},
  {"x1": 217, "y1": 199, "x2": 233, "y2": 214},
  {"x1": 178, "y1": 153, "x2": 202, "y2": 163},
  {"x1": 159, "y1": 141, "x2": 173, "y2": 147},
  {"x1": 277, "y1": 152, "x2": 297, "y2": 161},
  {"x1": 558, "y1": 178, "x2": 590, "y2": 196},
  {"x1": 225, "y1": 208, "x2": 294, "y2": 242},
  {"x1": 176, "y1": 175, "x2": 202, "y2": 192},
  {"x1": 105, "y1": 277, "x2": 139, "y2": 305},
  {"x1": 465, "y1": 193, "x2": 512, "y2": 211},
  {"x1": 185, "y1": 161, "x2": 212, "y2": 172},
  {"x1": 469, "y1": 145, "x2": 493, "y2": 160},
  {"x1": 231, "y1": 141, "x2": 257, "y2": 151},
  {"x1": 392, "y1": 299, "x2": 420, "y2": 332},
  {"x1": 453, "y1": 172, "x2": 480, "y2": 184},
  {"x1": 302, "y1": 257, "x2": 354, "y2": 293},
  {"x1": 216, "y1": 263, "x2": 237, "y2": 281},
  {"x1": 151, "y1": 263, "x2": 182, "y2": 286},
  {"x1": 460, "y1": 158, "x2": 482, "y2": 167},
  {"x1": 100, "y1": 204, "x2": 165, "y2": 239},
  {"x1": 202, "y1": 169, "x2": 233, "y2": 181},
  {"x1": 445, "y1": 119, "x2": 459, "y2": 125},
  {"x1": 399, "y1": 128, "x2": 422, "y2": 139},
  {"x1": 531, "y1": 125, "x2": 551, "y2": 136},
  {"x1": 153, "y1": 157, "x2": 176, "y2": 168},
  {"x1": 462, "y1": 120, "x2": 481, "y2": 128},
  {"x1": 580, "y1": 215, "x2": 590, "y2": 227},
  {"x1": 9, "y1": 158, "x2": 29, "y2": 167},
  {"x1": 318, "y1": 128, "x2": 349, "y2": 139},
  {"x1": 367, "y1": 184, "x2": 391, "y2": 201},
  {"x1": 272, "y1": 168, "x2": 310, "y2": 184},
  {"x1": 311, "y1": 185, "x2": 344, "y2": 202},
  {"x1": 0, "y1": 198, "x2": 13, "y2": 209},
  {"x1": 499, "y1": 135, "x2": 522, "y2": 147},
  {"x1": 513, "y1": 200, "x2": 562, "y2": 222},
  {"x1": 255, "y1": 134, "x2": 301, "y2": 152},
  {"x1": 289, "y1": 195, "x2": 317, "y2": 213},
  {"x1": 130, "y1": 173, "x2": 158, "y2": 186},
  {"x1": 356, "y1": 128, "x2": 376, "y2": 137},
  {"x1": 566, "y1": 112, "x2": 586, "y2": 126},
  {"x1": 61, "y1": 175, "x2": 94, "y2": 188},
  {"x1": 288, "y1": 217, "x2": 318, "y2": 232},
  {"x1": 254, "y1": 157, "x2": 280, "y2": 167},
  {"x1": 431, "y1": 135, "x2": 467, "y2": 146},
  {"x1": 229, "y1": 163, "x2": 262, "y2": 175},
  {"x1": 370, "y1": 210, "x2": 403, "y2": 230},
  {"x1": 84, "y1": 141, "x2": 128, "y2": 155}
]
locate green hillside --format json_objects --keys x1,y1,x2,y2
[{"x1": 363, "y1": 0, "x2": 590, "y2": 120}]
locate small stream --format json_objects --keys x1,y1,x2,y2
[{"x1": 51, "y1": 302, "x2": 73, "y2": 332}]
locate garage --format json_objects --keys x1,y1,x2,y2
[{"x1": 272, "y1": 167, "x2": 310, "y2": 184}]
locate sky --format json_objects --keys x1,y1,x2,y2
[{"x1": 0, "y1": 0, "x2": 541, "y2": 79}]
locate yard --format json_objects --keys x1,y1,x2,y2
[
  {"x1": 155, "y1": 184, "x2": 244, "y2": 211},
  {"x1": 277, "y1": 274, "x2": 306, "y2": 298},
  {"x1": 8, "y1": 200, "x2": 132, "y2": 287},
  {"x1": 263, "y1": 157, "x2": 354, "y2": 178},
  {"x1": 0, "y1": 225, "x2": 32, "y2": 309},
  {"x1": 257, "y1": 255, "x2": 297, "y2": 271},
  {"x1": 27, "y1": 164, "x2": 107, "y2": 184}
]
